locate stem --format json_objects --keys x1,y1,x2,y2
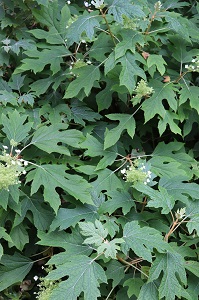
[
  {"x1": 105, "y1": 286, "x2": 115, "y2": 300},
  {"x1": 100, "y1": 9, "x2": 116, "y2": 46},
  {"x1": 164, "y1": 218, "x2": 179, "y2": 242},
  {"x1": 116, "y1": 255, "x2": 148, "y2": 278}
]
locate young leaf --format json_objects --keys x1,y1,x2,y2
[
  {"x1": 104, "y1": 113, "x2": 136, "y2": 149},
  {"x1": 97, "y1": 238, "x2": 124, "y2": 259},
  {"x1": 47, "y1": 255, "x2": 107, "y2": 300},
  {"x1": 148, "y1": 251, "x2": 187, "y2": 300},
  {"x1": 79, "y1": 220, "x2": 108, "y2": 246},
  {"x1": 0, "y1": 253, "x2": 33, "y2": 292},
  {"x1": 121, "y1": 221, "x2": 167, "y2": 262},
  {"x1": 64, "y1": 65, "x2": 100, "y2": 98}
]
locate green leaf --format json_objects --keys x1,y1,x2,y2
[
  {"x1": 179, "y1": 86, "x2": 199, "y2": 114},
  {"x1": 10, "y1": 39, "x2": 36, "y2": 55},
  {"x1": 99, "y1": 190, "x2": 135, "y2": 215},
  {"x1": 97, "y1": 238, "x2": 124, "y2": 259},
  {"x1": 30, "y1": 124, "x2": 84, "y2": 155},
  {"x1": 18, "y1": 93, "x2": 35, "y2": 106},
  {"x1": 37, "y1": 228, "x2": 92, "y2": 256},
  {"x1": 0, "y1": 227, "x2": 12, "y2": 244},
  {"x1": 106, "y1": 260, "x2": 125, "y2": 286},
  {"x1": 0, "y1": 90, "x2": 18, "y2": 105},
  {"x1": 147, "y1": 55, "x2": 167, "y2": 76},
  {"x1": 108, "y1": 0, "x2": 145, "y2": 23},
  {"x1": 117, "y1": 52, "x2": 146, "y2": 93},
  {"x1": 158, "y1": 110, "x2": 181, "y2": 135},
  {"x1": 79, "y1": 220, "x2": 108, "y2": 246},
  {"x1": 104, "y1": 113, "x2": 136, "y2": 149},
  {"x1": 26, "y1": 165, "x2": 93, "y2": 213},
  {"x1": 9, "y1": 224, "x2": 29, "y2": 251},
  {"x1": 66, "y1": 11, "x2": 100, "y2": 45},
  {"x1": 71, "y1": 99, "x2": 101, "y2": 126},
  {"x1": 67, "y1": 11, "x2": 100, "y2": 46},
  {"x1": 91, "y1": 167, "x2": 124, "y2": 194},
  {"x1": 137, "y1": 282, "x2": 159, "y2": 300},
  {"x1": 185, "y1": 261, "x2": 199, "y2": 277},
  {"x1": 160, "y1": 176, "x2": 199, "y2": 204},
  {"x1": 2, "y1": 110, "x2": 32, "y2": 144},
  {"x1": 32, "y1": 2, "x2": 70, "y2": 44},
  {"x1": 122, "y1": 221, "x2": 167, "y2": 262},
  {"x1": 17, "y1": 46, "x2": 71, "y2": 74},
  {"x1": 142, "y1": 80, "x2": 177, "y2": 122},
  {"x1": 148, "y1": 251, "x2": 187, "y2": 300},
  {"x1": 50, "y1": 204, "x2": 98, "y2": 231},
  {"x1": 64, "y1": 65, "x2": 100, "y2": 98},
  {"x1": 115, "y1": 30, "x2": 145, "y2": 59},
  {"x1": 135, "y1": 184, "x2": 175, "y2": 214},
  {"x1": 47, "y1": 255, "x2": 107, "y2": 300},
  {"x1": 13, "y1": 195, "x2": 54, "y2": 231},
  {"x1": 0, "y1": 253, "x2": 33, "y2": 292},
  {"x1": 124, "y1": 278, "x2": 143, "y2": 298},
  {"x1": 186, "y1": 201, "x2": 199, "y2": 235}
]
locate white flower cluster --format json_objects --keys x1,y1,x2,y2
[
  {"x1": 154, "y1": 1, "x2": 162, "y2": 10},
  {"x1": 0, "y1": 146, "x2": 28, "y2": 191},
  {"x1": 121, "y1": 162, "x2": 152, "y2": 185},
  {"x1": 185, "y1": 58, "x2": 199, "y2": 72},
  {"x1": 91, "y1": 0, "x2": 104, "y2": 8}
]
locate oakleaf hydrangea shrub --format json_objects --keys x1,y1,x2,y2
[{"x1": 0, "y1": 0, "x2": 199, "y2": 299}]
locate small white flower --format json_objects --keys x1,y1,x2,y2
[
  {"x1": 87, "y1": 60, "x2": 92, "y2": 64},
  {"x1": 84, "y1": 1, "x2": 90, "y2": 7},
  {"x1": 81, "y1": 40, "x2": 86, "y2": 43},
  {"x1": 121, "y1": 169, "x2": 126, "y2": 174},
  {"x1": 2, "y1": 145, "x2": 8, "y2": 149},
  {"x1": 23, "y1": 161, "x2": 28, "y2": 166},
  {"x1": 33, "y1": 275, "x2": 39, "y2": 281},
  {"x1": 185, "y1": 64, "x2": 189, "y2": 69},
  {"x1": 192, "y1": 66, "x2": 195, "y2": 69},
  {"x1": 15, "y1": 149, "x2": 21, "y2": 154},
  {"x1": 146, "y1": 178, "x2": 150, "y2": 183},
  {"x1": 144, "y1": 182, "x2": 147, "y2": 185},
  {"x1": 192, "y1": 59, "x2": 196, "y2": 62},
  {"x1": 67, "y1": 0, "x2": 71, "y2": 3},
  {"x1": 22, "y1": 170, "x2": 26, "y2": 175}
]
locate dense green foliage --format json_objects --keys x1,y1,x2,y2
[{"x1": 0, "y1": 0, "x2": 199, "y2": 299}]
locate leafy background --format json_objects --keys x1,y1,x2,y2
[{"x1": 0, "y1": 0, "x2": 199, "y2": 299}]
